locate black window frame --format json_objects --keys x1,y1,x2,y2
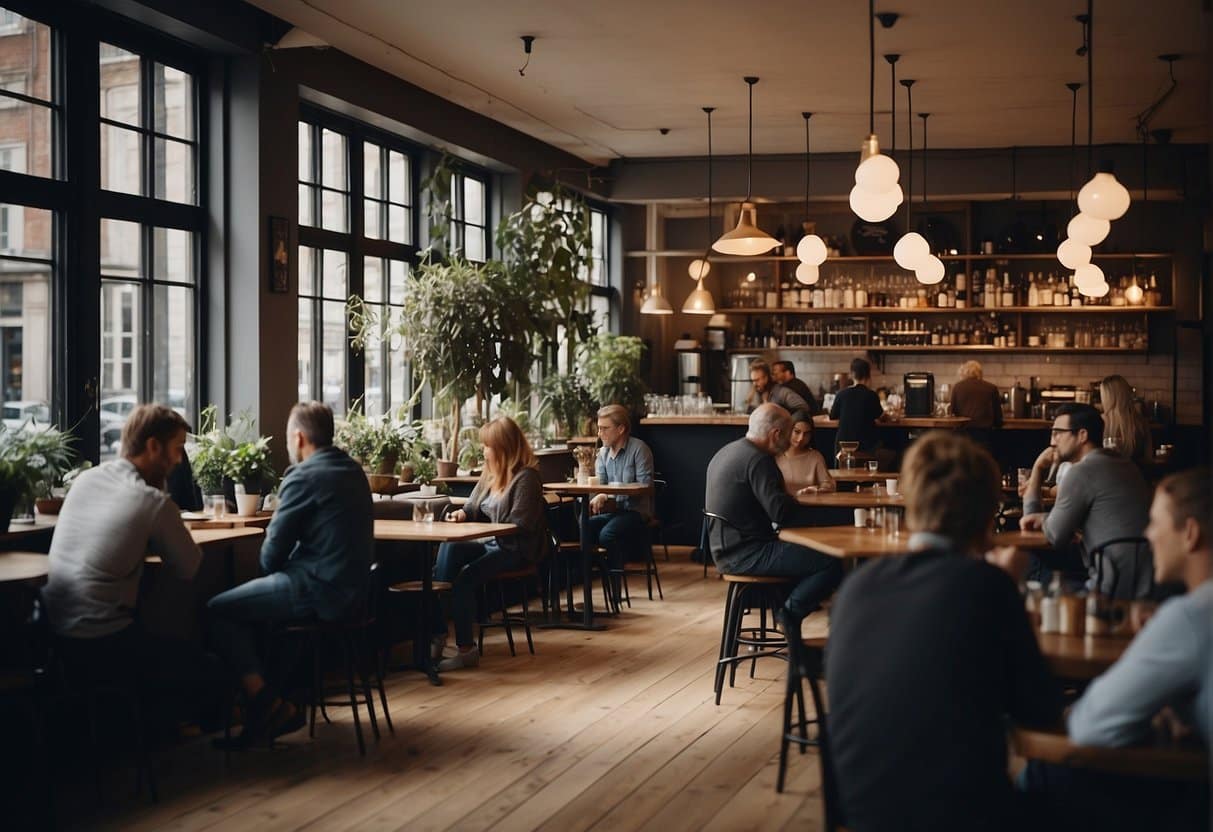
[{"x1": 297, "y1": 104, "x2": 421, "y2": 415}]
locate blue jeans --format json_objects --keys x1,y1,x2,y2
[
  {"x1": 588, "y1": 510, "x2": 648, "y2": 571},
  {"x1": 433, "y1": 540, "x2": 522, "y2": 647},
  {"x1": 207, "y1": 571, "x2": 318, "y2": 680},
  {"x1": 716, "y1": 540, "x2": 843, "y2": 622}
]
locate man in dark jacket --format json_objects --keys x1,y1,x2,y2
[
  {"x1": 704, "y1": 403, "x2": 841, "y2": 623},
  {"x1": 772, "y1": 360, "x2": 818, "y2": 416},
  {"x1": 208, "y1": 401, "x2": 373, "y2": 746}
]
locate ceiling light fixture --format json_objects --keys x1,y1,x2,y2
[
  {"x1": 712, "y1": 77, "x2": 780, "y2": 256},
  {"x1": 914, "y1": 112, "x2": 945, "y2": 284},
  {"x1": 893, "y1": 77, "x2": 929, "y2": 272},
  {"x1": 850, "y1": 1, "x2": 903, "y2": 223},
  {"x1": 795, "y1": 112, "x2": 826, "y2": 284},
  {"x1": 639, "y1": 284, "x2": 674, "y2": 315},
  {"x1": 683, "y1": 106, "x2": 718, "y2": 314}
]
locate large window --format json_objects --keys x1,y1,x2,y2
[
  {"x1": 298, "y1": 110, "x2": 418, "y2": 415},
  {"x1": 587, "y1": 206, "x2": 612, "y2": 330},
  {"x1": 0, "y1": 8, "x2": 54, "y2": 431},
  {"x1": 97, "y1": 39, "x2": 201, "y2": 454},
  {"x1": 450, "y1": 170, "x2": 488, "y2": 262}
]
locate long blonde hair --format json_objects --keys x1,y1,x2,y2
[
  {"x1": 479, "y1": 416, "x2": 537, "y2": 494},
  {"x1": 1099, "y1": 375, "x2": 1150, "y2": 465}
]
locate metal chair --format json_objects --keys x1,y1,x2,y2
[{"x1": 478, "y1": 530, "x2": 549, "y2": 656}]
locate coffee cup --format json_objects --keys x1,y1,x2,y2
[
  {"x1": 853, "y1": 508, "x2": 869, "y2": 528},
  {"x1": 885, "y1": 478, "x2": 899, "y2": 496},
  {"x1": 587, "y1": 475, "x2": 601, "y2": 487}
]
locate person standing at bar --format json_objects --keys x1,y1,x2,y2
[
  {"x1": 828, "y1": 357, "x2": 886, "y2": 462},
  {"x1": 771, "y1": 360, "x2": 818, "y2": 415},
  {"x1": 745, "y1": 359, "x2": 809, "y2": 415},
  {"x1": 589, "y1": 404, "x2": 654, "y2": 600},
  {"x1": 950, "y1": 360, "x2": 1003, "y2": 449},
  {"x1": 1099, "y1": 374, "x2": 1151, "y2": 469}
]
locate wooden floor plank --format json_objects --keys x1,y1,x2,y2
[{"x1": 64, "y1": 550, "x2": 823, "y2": 832}]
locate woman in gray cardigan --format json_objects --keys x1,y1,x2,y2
[{"x1": 432, "y1": 416, "x2": 546, "y2": 670}]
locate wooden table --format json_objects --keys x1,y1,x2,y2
[
  {"x1": 813, "y1": 416, "x2": 971, "y2": 430},
  {"x1": 433, "y1": 475, "x2": 480, "y2": 486},
  {"x1": 778, "y1": 525, "x2": 912, "y2": 559},
  {"x1": 796, "y1": 491, "x2": 904, "y2": 509},
  {"x1": 374, "y1": 519, "x2": 516, "y2": 685},
  {"x1": 829, "y1": 469, "x2": 897, "y2": 483},
  {"x1": 0, "y1": 551, "x2": 50, "y2": 586},
  {"x1": 1011, "y1": 725, "x2": 1208, "y2": 782},
  {"x1": 992, "y1": 529, "x2": 1052, "y2": 550},
  {"x1": 0, "y1": 515, "x2": 57, "y2": 548},
  {"x1": 147, "y1": 526, "x2": 265, "y2": 589},
  {"x1": 542, "y1": 482, "x2": 654, "y2": 630},
  {"x1": 1036, "y1": 631, "x2": 1129, "y2": 681},
  {"x1": 182, "y1": 511, "x2": 273, "y2": 530}
]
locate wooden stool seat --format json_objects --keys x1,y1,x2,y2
[
  {"x1": 722, "y1": 574, "x2": 794, "y2": 585},
  {"x1": 389, "y1": 580, "x2": 453, "y2": 593}
]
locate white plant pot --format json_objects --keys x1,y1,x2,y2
[
  {"x1": 234, "y1": 493, "x2": 260, "y2": 516},
  {"x1": 418, "y1": 484, "x2": 438, "y2": 497}
]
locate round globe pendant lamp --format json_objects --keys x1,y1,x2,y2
[
  {"x1": 712, "y1": 78, "x2": 780, "y2": 256},
  {"x1": 850, "y1": 0, "x2": 902, "y2": 223},
  {"x1": 795, "y1": 111, "x2": 826, "y2": 278},
  {"x1": 892, "y1": 76, "x2": 929, "y2": 271},
  {"x1": 911, "y1": 112, "x2": 944, "y2": 284}
]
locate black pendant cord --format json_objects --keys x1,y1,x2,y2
[
  {"x1": 902, "y1": 79, "x2": 915, "y2": 227},
  {"x1": 743, "y1": 77, "x2": 758, "y2": 201},
  {"x1": 704, "y1": 106, "x2": 715, "y2": 249},
  {"x1": 868, "y1": 0, "x2": 875, "y2": 134},
  {"x1": 919, "y1": 113, "x2": 930, "y2": 205},
  {"x1": 1087, "y1": 0, "x2": 1094, "y2": 176},
  {"x1": 803, "y1": 112, "x2": 813, "y2": 217},
  {"x1": 1067, "y1": 82, "x2": 1082, "y2": 203},
  {"x1": 885, "y1": 54, "x2": 899, "y2": 163}
]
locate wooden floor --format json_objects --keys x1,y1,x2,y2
[{"x1": 72, "y1": 549, "x2": 830, "y2": 831}]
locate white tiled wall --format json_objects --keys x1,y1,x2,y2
[{"x1": 772, "y1": 348, "x2": 1203, "y2": 424}]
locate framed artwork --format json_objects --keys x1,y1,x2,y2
[{"x1": 270, "y1": 216, "x2": 290, "y2": 293}]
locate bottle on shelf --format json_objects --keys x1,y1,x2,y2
[
  {"x1": 955, "y1": 271, "x2": 967, "y2": 308},
  {"x1": 1027, "y1": 272, "x2": 1040, "y2": 307},
  {"x1": 1001, "y1": 272, "x2": 1014, "y2": 307}
]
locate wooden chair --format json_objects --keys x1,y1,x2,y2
[
  {"x1": 477, "y1": 533, "x2": 549, "y2": 656},
  {"x1": 1090, "y1": 536, "x2": 1153, "y2": 599},
  {"x1": 704, "y1": 510, "x2": 791, "y2": 704},
  {"x1": 280, "y1": 563, "x2": 394, "y2": 757},
  {"x1": 776, "y1": 619, "x2": 846, "y2": 831}
]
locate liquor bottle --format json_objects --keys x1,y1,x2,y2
[
  {"x1": 1027, "y1": 272, "x2": 1039, "y2": 307},
  {"x1": 1054, "y1": 274, "x2": 1068, "y2": 307},
  {"x1": 842, "y1": 279, "x2": 855, "y2": 309},
  {"x1": 937, "y1": 280, "x2": 948, "y2": 308},
  {"x1": 1147, "y1": 273, "x2": 1160, "y2": 306},
  {"x1": 985, "y1": 268, "x2": 999, "y2": 308},
  {"x1": 812, "y1": 283, "x2": 825, "y2": 309},
  {"x1": 855, "y1": 282, "x2": 868, "y2": 308},
  {"x1": 1001, "y1": 272, "x2": 1014, "y2": 307},
  {"x1": 955, "y1": 271, "x2": 967, "y2": 308}
]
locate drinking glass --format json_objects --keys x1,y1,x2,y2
[
  {"x1": 413, "y1": 501, "x2": 434, "y2": 523},
  {"x1": 1017, "y1": 467, "x2": 1031, "y2": 489},
  {"x1": 885, "y1": 509, "x2": 901, "y2": 538},
  {"x1": 866, "y1": 460, "x2": 879, "y2": 474},
  {"x1": 211, "y1": 494, "x2": 226, "y2": 519}
]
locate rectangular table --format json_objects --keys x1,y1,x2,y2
[
  {"x1": 182, "y1": 511, "x2": 273, "y2": 530},
  {"x1": 779, "y1": 526, "x2": 1053, "y2": 560},
  {"x1": 796, "y1": 491, "x2": 904, "y2": 509},
  {"x1": 0, "y1": 515, "x2": 57, "y2": 550},
  {"x1": 1012, "y1": 725, "x2": 1207, "y2": 783},
  {"x1": 829, "y1": 469, "x2": 897, "y2": 483},
  {"x1": 1036, "y1": 631, "x2": 1129, "y2": 681},
  {"x1": 542, "y1": 482, "x2": 653, "y2": 630},
  {"x1": 374, "y1": 519, "x2": 516, "y2": 685},
  {"x1": 148, "y1": 526, "x2": 266, "y2": 587}
]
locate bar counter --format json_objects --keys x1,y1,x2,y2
[{"x1": 637, "y1": 414, "x2": 1055, "y2": 545}]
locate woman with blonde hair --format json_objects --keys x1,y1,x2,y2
[
  {"x1": 432, "y1": 416, "x2": 546, "y2": 670},
  {"x1": 1099, "y1": 375, "x2": 1150, "y2": 468}
]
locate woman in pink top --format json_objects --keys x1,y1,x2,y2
[{"x1": 777, "y1": 412, "x2": 836, "y2": 495}]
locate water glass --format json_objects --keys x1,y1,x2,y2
[
  {"x1": 885, "y1": 509, "x2": 901, "y2": 538},
  {"x1": 866, "y1": 460, "x2": 879, "y2": 474},
  {"x1": 1017, "y1": 467, "x2": 1031, "y2": 489},
  {"x1": 413, "y1": 501, "x2": 434, "y2": 523},
  {"x1": 211, "y1": 494, "x2": 226, "y2": 519}
]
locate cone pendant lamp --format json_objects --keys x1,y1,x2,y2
[{"x1": 713, "y1": 77, "x2": 779, "y2": 256}]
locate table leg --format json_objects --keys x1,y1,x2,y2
[
  {"x1": 540, "y1": 494, "x2": 606, "y2": 632},
  {"x1": 415, "y1": 541, "x2": 442, "y2": 685}
]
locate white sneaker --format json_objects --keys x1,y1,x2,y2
[{"x1": 436, "y1": 650, "x2": 480, "y2": 672}]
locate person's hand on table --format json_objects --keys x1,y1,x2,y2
[
  {"x1": 446, "y1": 509, "x2": 467, "y2": 523},
  {"x1": 796, "y1": 485, "x2": 821, "y2": 495},
  {"x1": 985, "y1": 545, "x2": 1030, "y2": 583},
  {"x1": 1019, "y1": 513, "x2": 1047, "y2": 531}
]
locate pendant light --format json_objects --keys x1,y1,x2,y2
[
  {"x1": 913, "y1": 112, "x2": 945, "y2": 284},
  {"x1": 640, "y1": 283, "x2": 673, "y2": 315},
  {"x1": 683, "y1": 106, "x2": 718, "y2": 314},
  {"x1": 850, "y1": 0, "x2": 903, "y2": 223},
  {"x1": 794, "y1": 112, "x2": 826, "y2": 284},
  {"x1": 893, "y1": 78, "x2": 929, "y2": 271},
  {"x1": 712, "y1": 77, "x2": 779, "y2": 256}
]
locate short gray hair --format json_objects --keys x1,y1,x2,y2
[
  {"x1": 288, "y1": 401, "x2": 334, "y2": 447},
  {"x1": 958, "y1": 360, "x2": 983, "y2": 380},
  {"x1": 746, "y1": 403, "x2": 791, "y2": 441}
]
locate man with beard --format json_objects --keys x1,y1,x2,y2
[
  {"x1": 1021, "y1": 403, "x2": 1151, "y2": 598},
  {"x1": 207, "y1": 401, "x2": 373, "y2": 747},
  {"x1": 746, "y1": 360, "x2": 810, "y2": 416},
  {"x1": 44, "y1": 404, "x2": 219, "y2": 735},
  {"x1": 704, "y1": 403, "x2": 842, "y2": 624}
]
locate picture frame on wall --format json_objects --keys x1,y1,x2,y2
[{"x1": 270, "y1": 216, "x2": 290, "y2": 293}]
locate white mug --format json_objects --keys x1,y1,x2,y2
[
  {"x1": 853, "y1": 508, "x2": 869, "y2": 528},
  {"x1": 885, "y1": 478, "x2": 899, "y2": 496}
]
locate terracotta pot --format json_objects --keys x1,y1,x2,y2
[
  {"x1": 398, "y1": 463, "x2": 415, "y2": 484},
  {"x1": 35, "y1": 497, "x2": 64, "y2": 516},
  {"x1": 375, "y1": 451, "x2": 398, "y2": 476},
  {"x1": 367, "y1": 473, "x2": 397, "y2": 494},
  {"x1": 436, "y1": 459, "x2": 458, "y2": 479}
]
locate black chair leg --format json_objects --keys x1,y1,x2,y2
[
  {"x1": 340, "y1": 636, "x2": 366, "y2": 756},
  {"x1": 521, "y1": 585, "x2": 535, "y2": 655},
  {"x1": 652, "y1": 556, "x2": 663, "y2": 600},
  {"x1": 376, "y1": 647, "x2": 394, "y2": 735},
  {"x1": 500, "y1": 582, "x2": 516, "y2": 657},
  {"x1": 308, "y1": 635, "x2": 322, "y2": 737}
]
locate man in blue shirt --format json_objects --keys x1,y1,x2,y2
[
  {"x1": 589, "y1": 405, "x2": 654, "y2": 600},
  {"x1": 208, "y1": 401, "x2": 373, "y2": 747}
]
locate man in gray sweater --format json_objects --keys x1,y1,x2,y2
[
  {"x1": 704, "y1": 404, "x2": 842, "y2": 622},
  {"x1": 1022, "y1": 403, "x2": 1151, "y2": 598}
]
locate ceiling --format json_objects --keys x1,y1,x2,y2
[{"x1": 247, "y1": 0, "x2": 1209, "y2": 166}]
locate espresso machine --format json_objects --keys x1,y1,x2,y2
[
  {"x1": 903, "y1": 372, "x2": 935, "y2": 417},
  {"x1": 675, "y1": 350, "x2": 703, "y2": 396}
]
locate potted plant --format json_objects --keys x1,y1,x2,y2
[
  {"x1": 456, "y1": 425, "x2": 484, "y2": 474},
  {"x1": 26, "y1": 428, "x2": 79, "y2": 515},
  {"x1": 335, "y1": 407, "x2": 414, "y2": 493},
  {"x1": 540, "y1": 374, "x2": 595, "y2": 441},
  {"x1": 188, "y1": 406, "x2": 277, "y2": 513},
  {"x1": 580, "y1": 333, "x2": 649, "y2": 421},
  {"x1": 223, "y1": 437, "x2": 275, "y2": 516},
  {"x1": 410, "y1": 449, "x2": 438, "y2": 497},
  {"x1": 0, "y1": 423, "x2": 78, "y2": 526}
]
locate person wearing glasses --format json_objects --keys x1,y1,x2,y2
[
  {"x1": 1021, "y1": 403, "x2": 1151, "y2": 598},
  {"x1": 589, "y1": 405, "x2": 655, "y2": 597}
]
